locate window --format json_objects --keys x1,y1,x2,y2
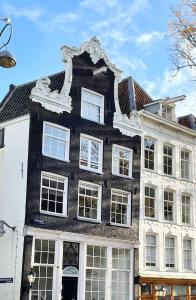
[
  {"x1": 145, "y1": 235, "x2": 157, "y2": 267},
  {"x1": 164, "y1": 190, "x2": 174, "y2": 221},
  {"x1": 110, "y1": 189, "x2": 131, "y2": 226},
  {"x1": 183, "y1": 239, "x2": 192, "y2": 271},
  {"x1": 81, "y1": 88, "x2": 104, "y2": 124},
  {"x1": 165, "y1": 237, "x2": 175, "y2": 268},
  {"x1": 86, "y1": 245, "x2": 107, "y2": 300},
  {"x1": 144, "y1": 138, "x2": 155, "y2": 170},
  {"x1": 112, "y1": 145, "x2": 133, "y2": 178},
  {"x1": 40, "y1": 172, "x2": 68, "y2": 216},
  {"x1": 80, "y1": 134, "x2": 103, "y2": 173},
  {"x1": 42, "y1": 122, "x2": 70, "y2": 161},
  {"x1": 0, "y1": 128, "x2": 4, "y2": 148},
  {"x1": 162, "y1": 104, "x2": 173, "y2": 121},
  {"x1": 181, "y1": 150, "x2": 191, "y2": 180},
  {"x1": 181, "y1": 194, "x2": 191, "y2": 225},
  {"x1": 163, "y1": 145, "x2": 173, "y2": 175},
  {"x1": 78, "y1": 181, "x2": 101, "y2": 221},
  {"x1": 145, "y1": 186, "x2": 156, "y2": 219},
  {"x1": 112, "y1": 248, "x2": 130, "y2": 300},
  {"x1": 31, "y1": 239, "x2": 55, "y2": 300}
]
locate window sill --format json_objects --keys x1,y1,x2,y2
[
  {"x1": 110, "y1": 222, "x2": 131, "y2": 228},
  {"x1": 40, "y1": 211, "x2": 67, "y2": 218},
  {"x1": 112, "y1": 173, "x2": 133, "y2": 180},
  {"x1": 42, "y1": 152, "x2": 70, "y2": 163},
  {"x1": 77, "y1": 217, "x2": 101, "y2": 224},
  {"x1": 79, "y1": 165, "x2": 103, "y2": 175}
]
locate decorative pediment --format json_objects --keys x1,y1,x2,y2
[
  {"x1": 61, "y1": 37, "x2": 122, "y2": 77},
  {"x1": 30, "y1": 75, "x2": 72, "y2": 114},
  {"x1": 113, "y1": 111, "x2": 142, "y2": 137}
]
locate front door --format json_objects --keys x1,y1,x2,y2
[{"x1": 62, "y1": 277, "x2": 78, "y2": 300}]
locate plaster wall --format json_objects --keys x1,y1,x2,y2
[{"x1": 0, "y1": 116, "x2": 30, "y2": 300}]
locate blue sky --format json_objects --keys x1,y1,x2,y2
[{"x1": 1, "y1": 0, "x2": 195, "y2": 116}]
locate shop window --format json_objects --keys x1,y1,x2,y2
[
  {"x1": 112, "y1": 248, "x2": 130, "y2": 300},
  {"x1": 80, "y1": 134, "x2": 103, "y2": 173},
  {"x1": 144, "y1": 138, "x2": 155, "y2": 170},
  {"x1": 40, "y1": 172, "x2": 68, "y2": 216},
  {"x1": 31, "y1": 239, "x2": 55, "y2": 300},
  {"x1": 85, "y1": 245, "x2": 107, "y2": 300},
  {"x1": 112, "y1": 144, "x2": 133, "y2": 178},
  {"x1": 141, "y1": 283, "x2": 152, "y2": 296},
  {"x1": 173, "y1": 285, "x2": 186, "y2": 300}
]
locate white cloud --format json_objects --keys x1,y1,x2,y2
[
  {"x1": 80, "y1": 0, "x2": 117, "y2": 14},
  {"x1": 143, "y1": 68, "x2": 196, "y2": 116},
  {"x1": 2, "y1": 2, "x2": 79, "y2": 32},
  {"x1": 136, "y1": 31, "x2": 165, "y2": 45}
]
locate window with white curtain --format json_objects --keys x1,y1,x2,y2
[
  {"x1": 183, "y1": 239, "x2": 192, "y2": 271},
  {"x1": 145, "y1": 235, "x2": 157, "y2": 267},
  {"x1": 165, "y1": 237, "x2": 175, "y2": 268}
]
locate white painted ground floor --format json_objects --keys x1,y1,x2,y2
[{"x1": 24, "y1": 227, "x2": 137, "y2": 300}]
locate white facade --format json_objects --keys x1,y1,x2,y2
[
  {"x1": 139, "y1": 111, "x2": 196, "y2": 279},
  {"x1": 0, "y1": 115, "x2": 30, "y2": 300}
]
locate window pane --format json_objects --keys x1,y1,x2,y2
[
  {"x1": 112, "y1": 146, "x2": 132, "y2": 177},
  {"x1": 80, "y1": 136, "x2": 102, "y2": 172},
  {"x1": 111, "y1": 190, "x2": 130, "y2": 226},
  {"x1": 81, "y1": 89, "x2": 104, "y2": 124}
]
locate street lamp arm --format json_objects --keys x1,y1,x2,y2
[
  {"x1": 0, "y1": 220, "x2": 16, "y2": 231},
  {"x1": 0, "y1": 22, "x2": 13, "y2": 50}
]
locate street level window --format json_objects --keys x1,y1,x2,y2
[
  {"x1": 81, "y1": 88, "x2": 104, "y2": 124},
  {"x1": 181, "y1": 194, "x2": 191, "y2": 225},
  {"x1": 40, "y1": 172, "x2": 68, "y2": 216},
  {"x1": 112, "y1": 248, "x2": 130, "y2": 300},
  {"x1": 110, "y1": 189, "x2": 131, "y2": 226},
  {"x1": 163, "y1": 144, "x2": 173, "y2": 175},
  {"x1": 145, "y1": 186, "x2": 156, "y2": 219},
  {"x1": 80, "y1": 134, "x2": 103, "y2": 173},
  {"x1": 144, "y1": 138, "x2": 155, "y2": 170},
  {"x1": 42, "y1": 122, "x2": 70, "y2": 161},
  {"x1": 112, "y1": 145, "x2": 133, "y2": 178},
  {"x1": 165, "y1": 237, "x2": 175, "y2": 268},
  {"x1": 145, "y1": 235, "x2": 157, "y2": 267},
  {"x1": 78, "y1": 181, "x2": 101, "y2": 221},
  {"x1": 86, "y1": 245, "x2": 107, "y2": 300},
  {"x1": 183, "y1": 239, "x2": 192, "y2": 271},
  {"x1": 181, "y1": 150, "x2": 191, "y2": 180},
  {"x1": 31, "y1": 239, "x2": 55, "y2": 300},
  {"x1": 164, "y1": 190, "x2": 174, "y2": 222}
]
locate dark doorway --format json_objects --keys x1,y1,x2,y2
[{"x1": 62, "y1": 277, "x2": 78, "y2": 300}]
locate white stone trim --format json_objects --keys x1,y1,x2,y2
[{"x1": 113, "y1": 111, "x2": 142, "y2": 137}]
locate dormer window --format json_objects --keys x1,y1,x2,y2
[
  {"x1": 81, "y1": 88, "x2": 104, "y2": 124},
  {"x1": 161, "y1": 104, "x2": 174, "y2": 121}
]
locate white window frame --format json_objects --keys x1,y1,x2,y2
[
  {"x1": 181, "y1": 193, "x2": 192, "y2": 225},
  {"x1": 30, "y1": 238, "x2": 56, "y2": 300},
  {"x1": 161, "y1": 104, "x2": 174, "y2": 121},
  {"x1": 181, "y1": 149, "x2": 191, "y2": 180},
  {"x1": 42, "y1": 121, "x2": 70, "y2": 162},
  {"x1": 163, "y1": 144, "x2": 174, "y2": 176},
  {"x1": 79, "y1": 134, "x2": 103, "y2": 173},
  {"x1": 144, "y1": 137, "x2": 155, "y2": 171},
  {"x1": 145, "y1": 234, "x2": 157, "y2": 268},
  {"x1": 77, "y1": 180, "x2": 102, "y2": 222},
  {"x1": 112, "y1": 144, "x2": 133, "y2": 178},
  {"x1": 144, "y1": 185, "x2": 156, "y2": 219},
  {"x1": 163, "y1": 189, "x2": 175, "y2": 222},
  {"x1": 183, "y1": 238, "x2": 193, "y2": 272},
  {"x1": 110, "y1": 188, "x2": 131, "y2": 227},
  {"x1": 81, "y1": 87, "x2": 104, "y2": 124},
  {"x1": 165, "y1": 236, "x2": 176, "y2": 270},
  {"x1": 40, "y1": 171, "x2": 68, "y2": 217}
]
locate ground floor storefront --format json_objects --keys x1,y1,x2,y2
[
  {"x1": 23, "y1": 227, "x2": 137, "y2": 300},
  {"x1": 138, "y1": 277, "x2": 196, "y2": 300}
]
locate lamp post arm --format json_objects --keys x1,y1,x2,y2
[
  {"x1": 0, "y1": 220, "x2": 16, "y2": 231},
  {"x1": 0, "y1": 22, "x2": 13, "y2": 50}
]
